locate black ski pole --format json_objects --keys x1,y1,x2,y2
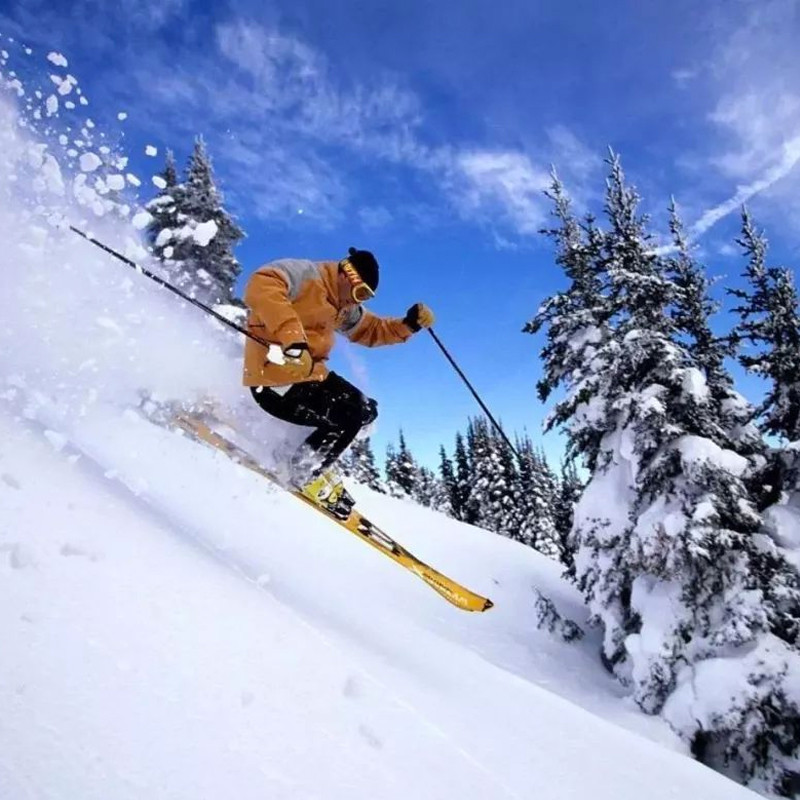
[
  {"x1": 426, "y1": 328, "x2": 521, "y2": 461},
  {"x1": 68, "y1": 225, "x2": 269, "y2": 348}
]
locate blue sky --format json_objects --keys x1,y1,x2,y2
[{"x1": 2, "y1": 0, "x2": 800, "y2": 469}]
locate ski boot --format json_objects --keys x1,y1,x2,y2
[{"x1": 296, "y1": 469, "x2": 356, "y2": 520}]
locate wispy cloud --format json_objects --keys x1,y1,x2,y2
[
  {"x1": 1, "y1": 8, "x2": 600, "y2": 241},
  {"x1": 685, "y1": 0, "x2": 800, "y2": 235},
  {"x1": 452, "y1": 150, "x2": 551, "y2": 235},
  {"x1": 214, "y1": 20, "x2": 424, "y2": 157},
  {"x1": 444, "y1": 124, "x2": 601, "y2": 236},
  {"x1": 671, "y1": 68, "x2": 698, "y2": 89},
  {"x1": 691, "y1": 135, "x2": 800, "y2": 237}
]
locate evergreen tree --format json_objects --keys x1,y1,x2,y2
[
  {"x1": 384, "y1": 443, "x2": 403, "y2": 498},
  {"x1": 731, "y1": 209, "x2": 800, "y2": 444},
  {"x1": 667, "y1": 202, "x2": 762, "y2": 457},
  {"x1": 428, "y1": 468, "x2": 454, "y2": 516},
  {"x1": 525, "y1": 169, "x2": 611, "y2": 472},
  {"x1": 531, "y1": 154, "x2": 800, "y2": 795},
  {"x1": 437, "y1": 446, "x2": 458, "y2": 517},
  {"x1": 515, "y1": 438, "x2": 560, "y2": 557},
  {"x1": 146, "y1": 149, "x2": 181, "y2": 261},
  {"x1": 147, "y1": 138, "x2": 244, "y2": 305},
  {"x1": 667, "y1": 200, "x2": 730, "y2": 385},
  {"x1": 466, "y1": 418, "x2": 518, "y2": 538},
  {"x1": 343, "y1": 438, "x2": 384, "y2": 493},
  {"x1": 413, "y1": 466, "x2": 438, "y2": 508},
  {"x1": 385, "y1": 431, "x2": 418, "y2": 498},
  {"x1": 453, "y1": 432, "x2": 474, "y2": 523},
  {"x1": 554, "y1": 459, "x2": 583, "y2": 568}
]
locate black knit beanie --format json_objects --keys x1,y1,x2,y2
[{"x1": 346, "y1": 246, "x2": 379, "y2": 291}]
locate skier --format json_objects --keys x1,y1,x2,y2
[{"x1": 243, "y1": 247, "x2": 434, "y2": 518}]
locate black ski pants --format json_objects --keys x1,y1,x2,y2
[{"x1": 251, "y1": 371, "x2": 377, "y2": 474}]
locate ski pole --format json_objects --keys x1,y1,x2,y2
[
  {"x1": 68, "y1": 226, "x2": 269, "y2": 348},
  {"x1": 426, "y1": 328, "x2": 521, "y2": 460}
]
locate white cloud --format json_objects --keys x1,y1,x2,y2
[
  {"x1": 223, "y1": 135, "x2": 345, "y2": 224},
  {"x1": 453, "y1": 150, "x2": 552, "y2": 234},
  {"x1": 358, "y1": 206, "x2": 393, "y2": 231},
  {"x1": 691, "y1": 135, "x2": 800, "y2": 237},
  {"x1": 214, "y1": 19, "x2": 423, "y2": 156},
  {"x1": 547, "y1": 125, "x2": 601, "y2": 184},
  {"x1": 0, "y1": 8, "x2": 598, "y2": 241},
  {"x1": 687, "y1": 0, "x2": 800, "y2": 235},
  {"x1": 672, "y1": 68, "x2": 698, "y2": 89}
]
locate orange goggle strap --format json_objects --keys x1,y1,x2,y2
[{"x1": 340, "y1": 259, "x2": 375, "y2": 303}]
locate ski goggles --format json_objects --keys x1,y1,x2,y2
[{"x1": 339, "y1": 259, "x2": 375, "y2": 304}]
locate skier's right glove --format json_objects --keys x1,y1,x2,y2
[{"x1": 282, "y1": 342, "x2": 314, "y2": 381}]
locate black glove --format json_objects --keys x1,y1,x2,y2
[{"x1": 403, "y1": 302, "x2": 435, "y2": 332}]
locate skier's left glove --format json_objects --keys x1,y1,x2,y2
[{"x1": 403, "y1": 302, "x2": 435, "y2": 332}]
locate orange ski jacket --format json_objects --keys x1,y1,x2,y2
[{"x1": 243, "y1": 259, "x2": 413, "y2": 387}]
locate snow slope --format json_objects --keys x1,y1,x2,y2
[
  {"x1": 1, "y1": 399, "x2": 760, "y2": 800},
  {"x1": 0, "y1": 44, "x2": 759, "y2": 800}
]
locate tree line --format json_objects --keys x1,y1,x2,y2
[{"x1": 339, "y1": 421, "x2": 583, "y2": 562}]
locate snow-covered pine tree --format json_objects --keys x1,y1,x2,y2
[
  {"x1": 342, "y1": 438, "x2": 384, "y2": 493},
  {"x1": 524, "y1": 169, "x2": 611, "y2": 473},
  {"x1": 452, "y1": 432, "x2": 474, "y2": 523},
  {"x1": 428, "y1": 463, "x2": 454, "y2": 516},
  {"x1": 385, "y1": 431, "x2": 418, "y2": 498},
  {"x1": 731, "y1": 209, "x2": 800, "y2": 445},
  {"x1": 384, "y1": 443, "x2": 402, "y2": 498},
  {"x1": 667, "y1": 201, "x2": 762, "y2": 458},
  {"x1": 438, "y1": 445, "x2": 458, "y2": 518},
  {"x1": 466, "y1": 418, "x2": 518, "y2": 538},
  {"x1": 153, "y1": 138, "x2": 244, "y2": 305},
  {"x1": 413, "y1": 466, "x2": 438, "y2": 508},
  {"x1": 553, "y1": 459, "x2": 583, "y2": 569},
  {"x1": 515, "y1": 437, "x2": 560, "y2": 558},
  {"x1": 531, "y1": 154, "x2": 800, "y2": 796},
  {"x1": 146, "y1": 149, "x2": 181, "y2": 261}
]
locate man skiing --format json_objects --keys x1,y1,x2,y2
[{"x1": 243, "y1": 247, "x2": 434, "y2": 519}]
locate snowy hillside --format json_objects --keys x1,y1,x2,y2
[
  {"x1": 0, "y1": 45, "x2": 760, "y2": 800},
  {"x1": 1, "y1": 401, "x2": 760, "y2": 800}
]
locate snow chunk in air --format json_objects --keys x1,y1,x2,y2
[
  {"x1": 79, "y1": 152, "x2": 103, "y2": 173},
  {"x1": 47, "y1": 52, "x2": 68, "y2": 68},
  {"x1": 105, "y1": 174, "x2": 125, "y2": 192},
  {"x1": 152, "y1": 175, "x2": 167, "y2": 189},
  {"x1": 131, "y1": 211, "x2": 153, "y2": 231},
  {"x1": 145, "y1": 145, "x2": 158, "y2": 157}
]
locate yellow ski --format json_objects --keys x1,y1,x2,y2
[{"x1": 171, "y1": 414, "x2": 493, "y2": 613}]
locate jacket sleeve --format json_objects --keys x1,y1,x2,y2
[
  {"x1": 244, "y1": 267, "x2": 306, "y2": 347},
  {"x1": 344, "y1": 309, "x2": 414, "y2": 347}
]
